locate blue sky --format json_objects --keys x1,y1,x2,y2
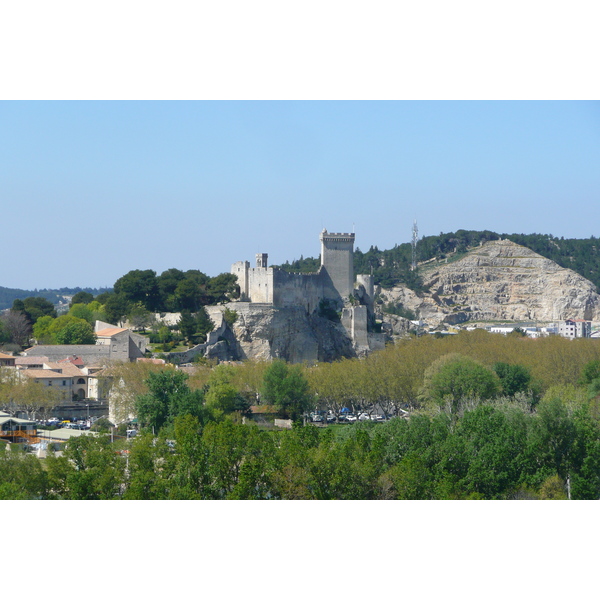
[{"x1": 2, "y1": 101, "x2": 599, "y2": 289}]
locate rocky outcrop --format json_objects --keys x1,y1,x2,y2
[
  {"x1": 379, "y1": 239, "x2": 600, "y2": 327},
  {"x1": 220, "y1": 302, "x2": 355, "y2": 363}
]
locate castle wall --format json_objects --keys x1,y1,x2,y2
[
  {"x1": 272, "y1": 269, "x2": 325, "y2": 313},
  {"x1": 246, "y1": 266, "x2": 274, "y2": 303},
  {"x1": 341, "y1": 305, "x2": 369, "y2": 349}
]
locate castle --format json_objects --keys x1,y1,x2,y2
[
  {"x1": 231, "y1": 229, "x2": 374, "y2": 313},
  {"x1": 230, "y1": 230, "x2": 381, "y2": 357}
]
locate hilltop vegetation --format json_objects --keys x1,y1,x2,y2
[
  {"x1": 278, "y1": 230, "x2": 600, "y2": 292},
  {"x1": 0, "y1": 286, "x2": 109, "y2": 311}
]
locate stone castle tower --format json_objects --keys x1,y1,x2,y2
[{"x1": 319, "y1": 229, "x2": 355, "y2": 300}]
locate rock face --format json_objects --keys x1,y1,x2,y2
[
  {"x1": 379, "y1": 239, "x2": 600, "y2": 327},
  {"x1": 225, "y1": 302, "x2": 355, "y2": 363}
]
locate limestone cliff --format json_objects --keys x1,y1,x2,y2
[
  {"x1": 379, "y1": 239, "x2": 600, "y2": 327},
  {"x1": 222, "y1": 302, "x2": 355, "y2": 363}
]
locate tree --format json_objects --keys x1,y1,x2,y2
[
  {"x1": 14, "y1": 297, "x2": 57, "y2": 324},
  {"x1": 421, "y1": 354, "x2": 500, "y2": 413},
  {"x1": 579, "y1": 360, "x2": 600, "y2": 386},
  {"x1": 102, "y1": 293, "x2": 131, "y2": 325},
  {"x1": 54, "y1": 320, "x2": 96, "y2": 345},
  {"x1": 1, "y1": 310, "x2": 32, "y2": 348},
  {"x1": 178, "y1": 310, "x2": 197, "y2": 344},
  {"x1": 68, "y1": 303, "x2": 95, "y2": 324},
  {"x1": 0, "y1": 368, "x2": 60, "y2": 420},
  {"x1": 114, "y1": 269, "x2": 160, "y2": 311},
  {"x1": 135, "y1": 369, "x2": 206, "y2": 431},
  {"x1": 0, "y1": 450, "x2": 49, "y2": 499},
  {"x1": 157, "y1": 268, "x2": 187, "y2": 306},
  {"x1": 205, "y1": 273, "x2": 239, "y2": 304},
  {"x1": 203, "y1": 366, "x2": 251, "y2": 420},
  {"x1": 493, "y1": 362, "x2": 532, "y2": 397},
  {"x1": 127, "y1": 302, "x2": 155, "y2": 332},
  {"x1": 261, "y1": 360, "x2": 314, "y2": 421},
  {"x1": 46, "y1": 435, "x2": 126, "y2": 499},
  {"x1": 70, "y1": 291, "x2": 94, "y2": 307},
  {"x1": 0, "y1": 319, "x2": 10, "y2": 345},
  {"x1": 195, "y1": 307, "x2": 214, "y2": 342},
  {"x1": 173, "y1": 279, "x2": 201, "y2": 311}
]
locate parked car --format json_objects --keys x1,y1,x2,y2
[
  {"x1": 358, "y1": 413, "x2": 370, "y2": 421},
  {"x1": 345, "y1": 414, "x2": 357, "y2": 422}
]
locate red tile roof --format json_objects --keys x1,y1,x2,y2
[{"x1": 96, "y1": 327, "x2": 128, "y2": 337}]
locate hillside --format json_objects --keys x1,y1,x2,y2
[
  {"x1": 378, "y1": 239, "x2": 600, "y2": 327},
  {"x1": 278, "y1": 230, "x2": 600, "y2": 293},
  {"x1": 0, "y1": 286, "x2": 110, "y2": 311}
]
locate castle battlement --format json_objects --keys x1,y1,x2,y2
[{"x1": 320, "y1": 230, "x2": 355, "y2": 243}]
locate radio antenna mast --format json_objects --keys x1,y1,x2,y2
[{"x1": 411, "y1": 220, "x2": 418, "y2": 271}]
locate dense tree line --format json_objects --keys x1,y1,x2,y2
[
  {"x1": 0, "y1": 286, "x2": 108, "y2": 311},
  {"x1": 276, "y1": 230, "x2": 600, "y2": 292},
  {"x1": 5, "y1": 395, "x2": 600, "y2": 499},
  {"x1": 3, "y1": 330, "x2": 600, "y2": 499}
]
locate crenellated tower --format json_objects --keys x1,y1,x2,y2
[{"x1": 319, "y1": 229, "x2": 355, "y2": 301}]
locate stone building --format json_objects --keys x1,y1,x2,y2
[{"x1": 22, "y1": 323, "x2": 148, "y2": 365}]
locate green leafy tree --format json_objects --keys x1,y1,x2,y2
[
  {"x1": 579, "y1": 360, "x2": 600, "y2": 386},
  {"x1": 47, "y1": 435, "x2": 126, "y2": 500},
  {"x1": 33, "y1": 315, "x2": 55, "y2": 343},
  {"x1": 124, "y1": 432, "x2": 172, "y2": 499},
  {"x1": 13, "y1": 296, "x2": 57, "y2": 324},
  {"x1": 114, "y1": 269, "x2": 160, "y2": 311},
  {"x1": 54, "y1": 320, "x2": 96, "y2": 345},
  {"x1": 195, "y1": 307, "x2": 214, "y2": 342},
  {"x1": 173, "y1": 279, "x2": 201, "y2": 311},
  {"x1": 178, "y1": 310, "x2": 197, "y2": 344},
  {"x1": 135, "y1": 369, "x2": 206, "y2": 432},
  {"x1": 493, "y1": 362, "x2": 532, "y2": 397},
  {"x1": 0, "y1": 449, "x2": 49, "y2": 499},
  {"x1": 103, "y1": 293, "x2": 131, "y2": 325},
  {"x1": 421, "y1": 354, "x2": 500, "y2": 412},
  {"x1": 157, "y1": 268, "x2": 187, "y2": 303},
  {"x1": 205, "y1": 273, "x2": 239, "y2": 304},
  {"x1": 70, "y1": 291, "x2": 94, "y2": 307},
  {"x1": 223, "y1": 307, "x2": 238, "y2": 327},
  {"x1": 0, "y1": 319, "x2": 11, "y2": 345},
  {"x1": 204, "y1": 366, "x2": 251, "y2": 420},
  {"x1": 178, "y1": 308, "x2": 214, "y2": 344},
  {"x1": 261, "y1": 360, "x2": 314, "y2": 421},
  {"x1": 68, "y1": 303, "x2": 95, "y2": 324}
]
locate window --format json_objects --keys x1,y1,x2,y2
[{"x1": 62, "y1": 380, "x2": 67, "y2": 386}]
